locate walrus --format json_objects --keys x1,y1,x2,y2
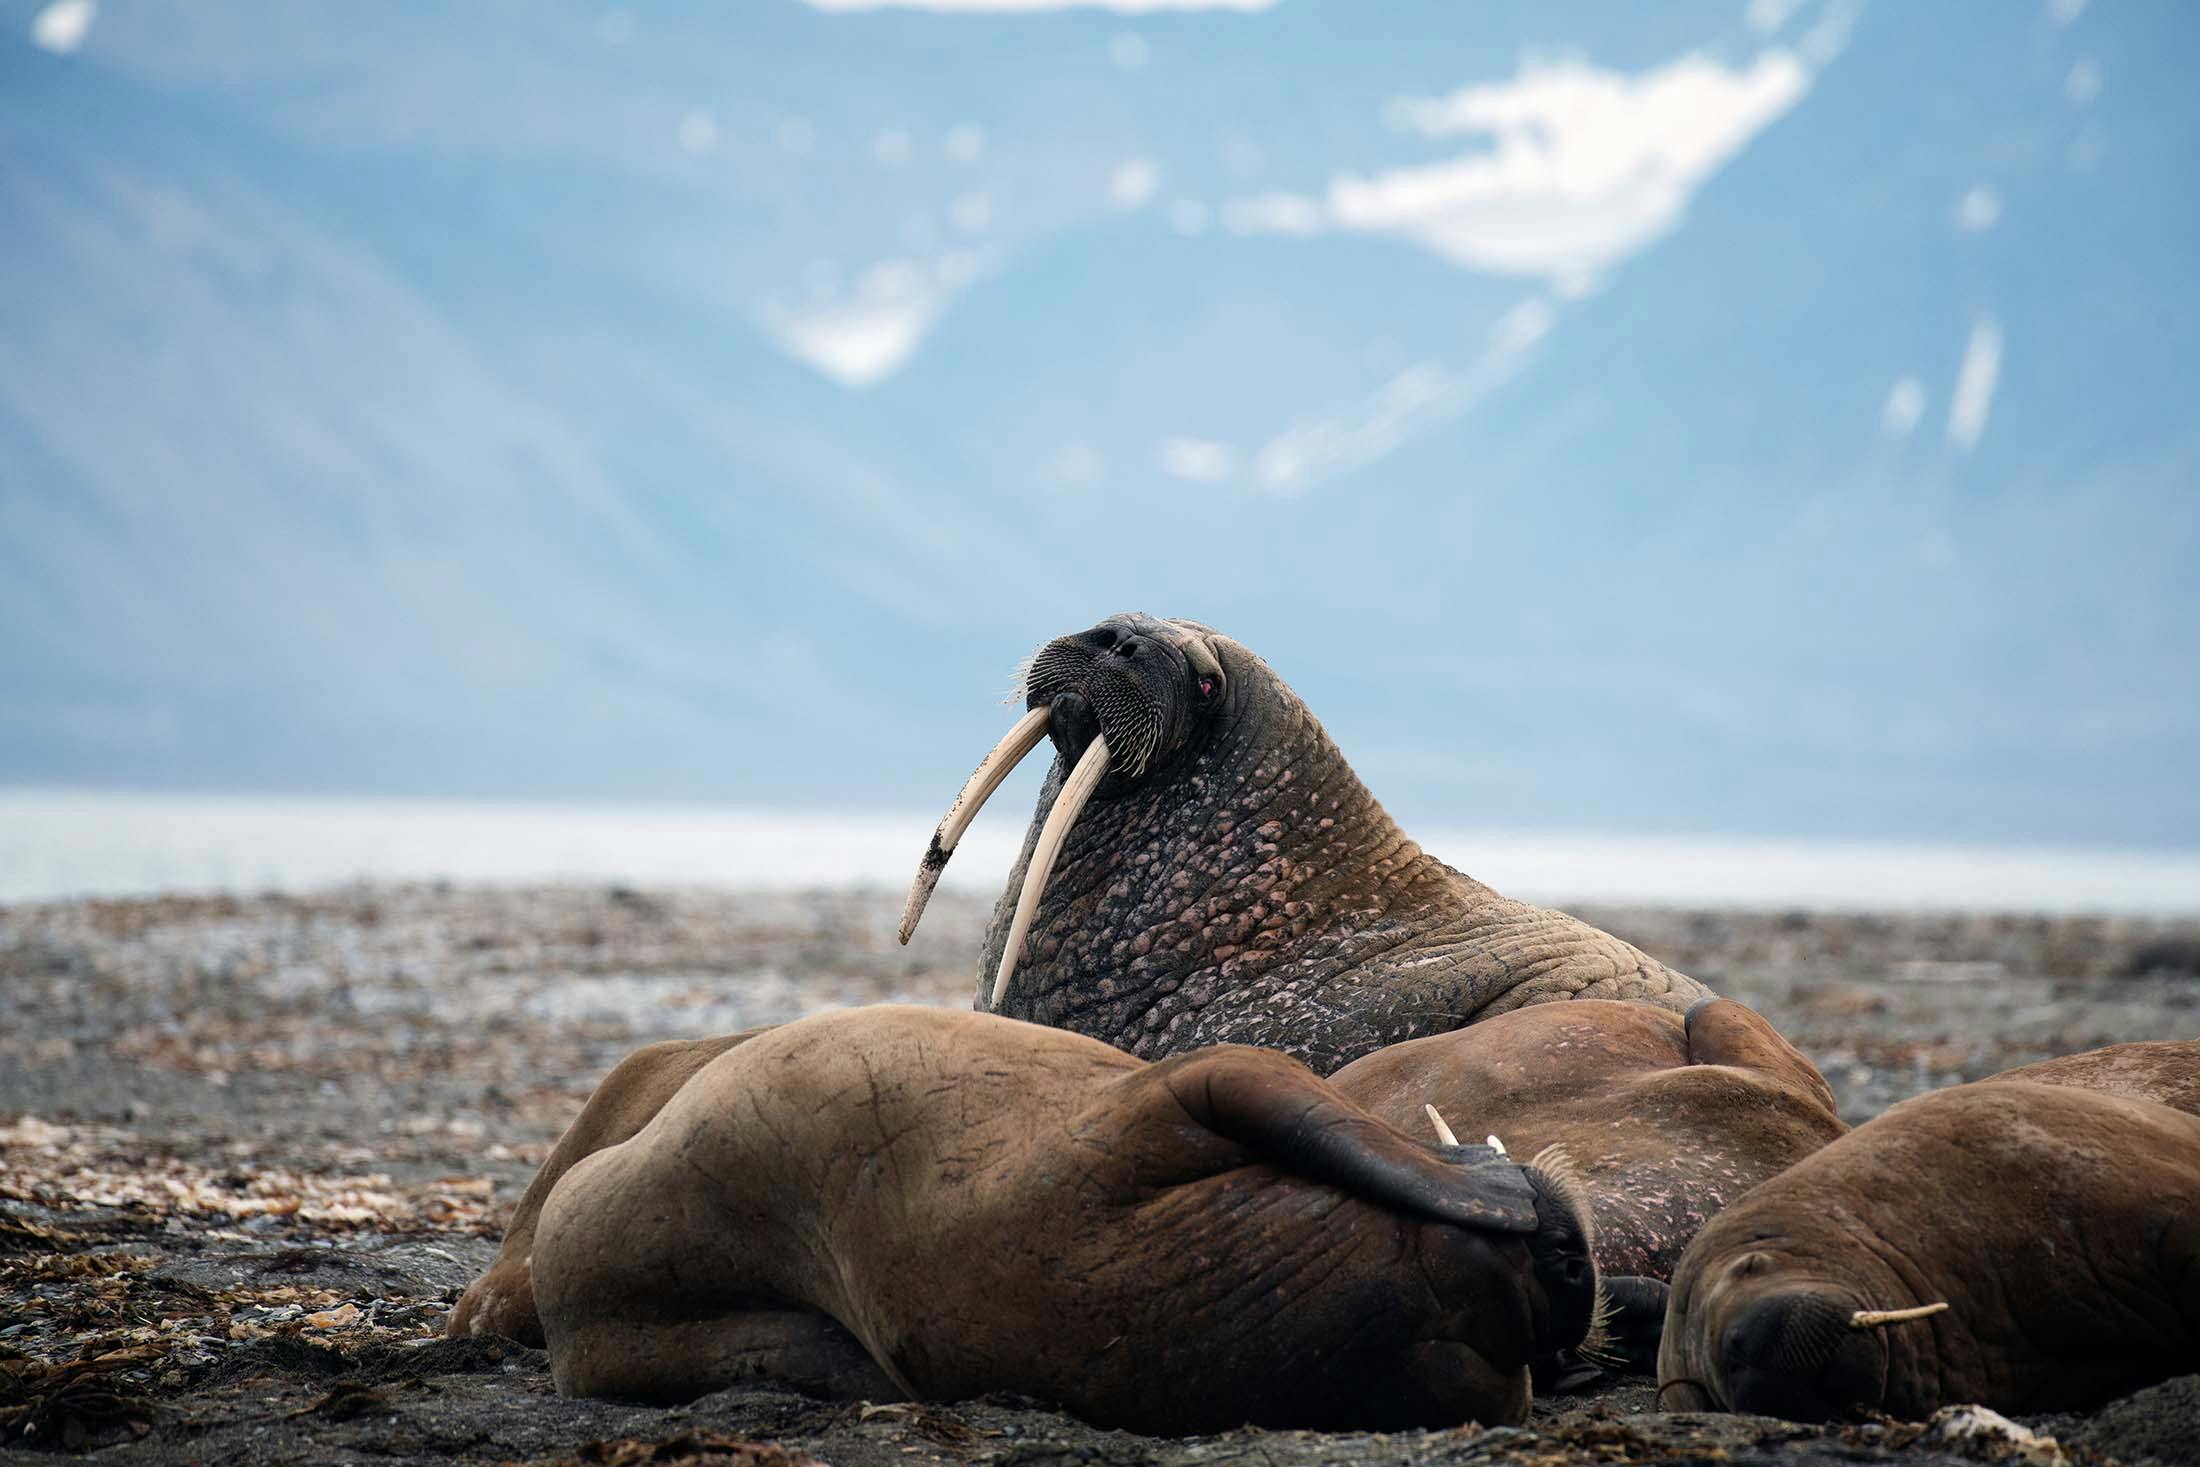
[
  {"x1": 1329, "y1": 997, "x2": 1846, "y2": 1373},
  {"x1": 1332, "y1": 998, "x2": 1846, "y2": 1280},
  {"x1": 1657, "y1": 1077, "x2": 2200, "y2": 1420},
  {"x1": 899, "y1": 613, "x2": 1711, "y2": 1073},
  {"x1": 526, "y1": 1005, "x2": 1601, "y2": 1434}
]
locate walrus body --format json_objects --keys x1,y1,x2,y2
[
  {"x1": 447, "y1": 1029, "x2": 763, "y2": 1345},
  {"x1": 901, "y1": 614, "x2": 1710, "y2": 1073},
  {"x1": 1658, "y1": 1077, "x2": 2200, "y2": 1421},
  {"x1": 1331, "y1": 999, "x2": 1846, "y2": 1281},
  {"x1": 528, "y1": 1006, "x2": 1599, "y2": 1433}
]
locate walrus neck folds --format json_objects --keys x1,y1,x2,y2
[{"x1": 978, "y1": 671, "x2": 1481, "y2": 1068}]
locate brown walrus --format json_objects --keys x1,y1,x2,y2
[
  {"x1": 1657, "y1": 1071, "x2": 2200, "y2": 1421},
  {"x1": 899, "y1": 613, "x2": 1710, "y2": 1073},
  {"x1": 521, "y1": 1005, "x2": 1601, "y2": 1433},
  {"x1": 1331, "y1": 998, "x2": 1846, "y2": 1280}
]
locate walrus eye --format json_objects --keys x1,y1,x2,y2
[{"x1": 1197, "y1": 677, "x2": 1216, "y2": 699}]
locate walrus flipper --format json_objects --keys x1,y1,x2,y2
[{"x1": 1160, "y1": 1047, "x2": 1540, "y2": 1232}]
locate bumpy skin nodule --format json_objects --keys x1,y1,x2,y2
[
  {"x1": 528, "y1": 1006, "x2": 1598, "y2": 1434},
  {"x1": 1331, "y1": 998, "x2": 1846, "y2": 1282},
  {"x1": 1658, "y1": 1077, "x2": 2200, "y2": 1422},
  {"x1": 980, "y1": 614, "x2": 1710, "y2": 1073}
]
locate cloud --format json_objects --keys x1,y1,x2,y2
[
  {"x1": 1952, "y1": 183, "x2": 2001, "y2": 232},
  {"x1": 804, "y1": 0, "x2": 1273, "y2": 10},
  {"x1": 944, "y1": 123, "x2": 987, "y2": 161},
  {"x1": 1110, "y1": 158, "x2": 1159, "y2": 207},
  {"x1": 768, "y1": 260, "x2": 946, "y2": 387},
  {"x1": 2065, "y1": 59, "x2": 2101, "y2": 104},
  {"x1": 1109, "y1": 33, "x2": 1151, "y2": 68},
  {"x1": 1882, "y1": 377, "x2": 1925, "y2": 436},
  {"x1": 1251, "y1": 296, "x2": 1554, "y2": 494},
  {"x1": 1159, "y1": 437, "x2": 1236, "y2": 482},
  {"x1": 2047, "y1": 0, "x2": 2085, "y2": 23},
  {"x1": 1744, "y1": 0, "x2": 1804, "y2": 33},
  {"x1": 1946, "y1": 318, "x2": 2004, "y2": 453},
  {"x1": 29, "y1": 0, "x2": 96, "y2": 54},
  {"x1": 677, "y1": 109, "x2": 719, "y2": 155},
  {"x1": 1219, "y1": 192, "x2": 1321, "y2": 235},
  {"x1": 1309, "y1": 48, "x2": 1815, "y2": 287}
]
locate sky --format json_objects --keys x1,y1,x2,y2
[{"x1": 2, "y1": 0, "x2": 2196, "y2": 849}]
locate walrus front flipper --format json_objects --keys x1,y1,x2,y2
[
  {"x1": 1159, "y1": 1047, "x2": 1539, "y2": 1232},
  {"x1": 1683, "y1": 998, "x2": 1839, "y2": 1115}
]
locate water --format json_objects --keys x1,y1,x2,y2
[{"x1": 3, "y1": 787, "x2": 2197, "y2": 913}]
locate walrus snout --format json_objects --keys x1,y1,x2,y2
[
  {"x1": 1521, "y1": 1161, "x2": 1599, "y2": 1356},
  {"x1": 1717, "y1": 1290, "x2": 1884, "y2": 1421},
  {"x1": 1044, "y1": 690, "x2": 1103, "y2": 769}
]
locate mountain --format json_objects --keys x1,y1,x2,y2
[{"x1": 1, "y1": 0, "x2": 2194, "y2": 845}]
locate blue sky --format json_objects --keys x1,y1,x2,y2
[{"x1": 2, "y1": 0, "x2": 2195, "y2": 848}]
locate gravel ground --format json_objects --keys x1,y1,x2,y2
[{"x1": 3, "y1": 884, "x2": 2197, "y2": 1466}]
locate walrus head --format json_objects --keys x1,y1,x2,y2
[
  {"x1": 899, "y1": 612, "x2": 1254, "y2": 1008},
  {"x1": 1658, "y1": 1240, "x2": 1952, "y2": 1421}
]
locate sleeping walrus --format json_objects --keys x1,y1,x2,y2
[
  {"x1": 513, "y1": 1006, "x2": 1600, "y2": 1433},
  {"x1": 1331, "y1": 997, "x2": 1845, "y2": 1281},
  {"x1": 900, "y1": 613, "x2": 1711, "y2": 1073},
  {"x1": 1330, "y1": 997, "x2": 1846, "y2": 1373},
  {"x1": 1657, "y1": 1055, "x2": 2200, "y2": 1421}
]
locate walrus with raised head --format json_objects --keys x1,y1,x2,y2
[
  {"x1": 900, "y1": 613, "x2": 1711, "y2": 1073},
  {"x1": 1657, "y1": 1049, "x2": 2200, "y2": 1421},
  {"x1": 524, "y1": 1006, "x2": 1600, "y2": 1433}
]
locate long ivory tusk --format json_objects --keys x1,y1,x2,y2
[
  {"x1": 899, "y1": 706, "x2": 1052, "y2": 945},
  {"x1": 988, "y1": 733, "x2": 1110, "y2": 1011},
  {"x1": 1424, "y1": 1104, "x2": 1460, "y2": 1147},
  {"x1": 1849, "y1": 1302, "x2": 1950, "y2": 1328}
]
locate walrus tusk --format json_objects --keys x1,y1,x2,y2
[
  {"x1": 989, "y1": 733, "x2": 1111, "y2": 1010},
  {"x1": 1424, "y1": 1104, "x2": 1460, "y2": 1147},
  {"x1": 1849, "y1": 1302, "x2": 1950, "y2": 1328},
  {"x1": 900, "y1": 706, "x2": 1053, "y2": 944},
  {"x1": 1486, "y1": 1135, "x2": 1507, "y2": 1155}
]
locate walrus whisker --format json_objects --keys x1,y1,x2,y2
[
  {"x1": 900, "y1": 705, "x2": 1052, "y2": 945},
  {"x1": 1575, "y1": 1278, "x2": 1623, "y2": 1368},
  {"x1": 989, "y1": 733, "x2": 1112, "y2": 1010},
  {"x1": 1848, "y1": 1301, "x2": 1949, "y2": 1329},
  {"x1": 1423, "y1": 1104, "x2": 1460, "y2": 1147}
]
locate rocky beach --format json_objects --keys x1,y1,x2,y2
[{"x1": 4, "y1": 884, "x2": 2198, "y2": 1466}]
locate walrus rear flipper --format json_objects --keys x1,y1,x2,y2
[{"x1": 1160, "y1": 1047, "x2": 1540, "y2": 1232}]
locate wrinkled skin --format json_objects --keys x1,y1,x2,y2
[
  {"x1": 1659, "y1": 1079, "x2": 2200, "y2": 1422},
  {"x1": 447, "y1": 1030, "x2": 764, "y2": 1345},
  {"x1": 1333, "y1": 998, "x2": 1845, "y2": 1282},
  {"x1": 527, "y1": 1006, "x2": 1598, "y2": 1434},
  {"x1": 976, "y1": 614, "x2": 1710, "y2": 1073}
]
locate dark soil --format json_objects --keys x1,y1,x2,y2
[{"x1": 4, "y1": 885, "x2": 2197, "y2": 1465}]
